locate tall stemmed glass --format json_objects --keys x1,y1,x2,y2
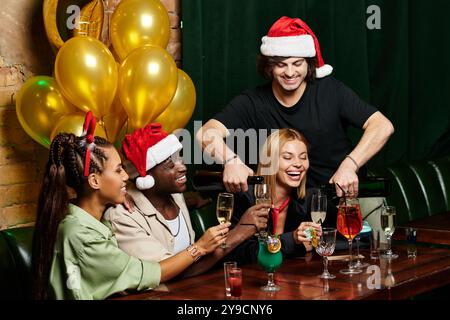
[
  {"x1": 351, "y1": 234, "x2": 370, "y2": 269},
  {"x1": 337, "y1": 197, "x2": 363, "y2": 275},
  {"x1": 311, "y1": 190, "x2": 327, "y2": 225},
  {"x1": 316, "y1": 228, "x2": 337, "y2": 279},
  {"x1": 254, "y1": 184, "x2": 271, "y2": 237},
  {"x1": 216, "y1": 193, "x2": 234, "y2": 249},
  {"x1": 381, "y1": 206, "x2": 398, "y2": 259},
  {"x1": 257, "y1": 236, "x2": 283, "y2": 292}
]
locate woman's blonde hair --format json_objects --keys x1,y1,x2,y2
[{"x1": 256, "y1": 128, "x2": 309, "y2": 200}]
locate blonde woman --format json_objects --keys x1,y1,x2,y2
[{"x1": 228, "y1": 128, "x2": 321, "y2": 264}]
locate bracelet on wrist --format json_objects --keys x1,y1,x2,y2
[
  {"x1": 186, "y1": 244, "x2": 203, "y2": 262},
  {"x1": 223, "y1": 154, "x2": 238, "y2": 166},
  {"x1": 346, "y1": 155, "x2": 360, "y2": 172}
]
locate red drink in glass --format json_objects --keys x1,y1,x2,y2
[
  {"x1": 228, "y1": 276, "x2": 242, "y2": 297},
  {"x1": 337, "y1": 204, "x2": 362, "y2": 240},
  {"x1": 337, "y1": 198, "x2": 363, "y2": 275}
]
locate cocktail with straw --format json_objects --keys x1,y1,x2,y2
[{"x1": 336, "y1": 184, "x2": 363, "y2": 275}]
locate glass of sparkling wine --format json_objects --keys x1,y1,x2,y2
[
  {"x1": 311, "y1": 189, "x2": 327, "y2": 224},
  {"x1": 381, "y1": 206, "x2": 398, "y2": 259},
  {"x1": 216, "y1": 193, "x2": 234, "y2": 248},
  {"x1": 254, "y1": 184, "x2": 271, "y2": 236}
]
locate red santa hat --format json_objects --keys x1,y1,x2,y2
[
  {"x1": 122, "y1": 123, "x2": 182, "y2": 190},
  {"x1": 260, "y1": 16, "x2": 333, "y2": 78}
]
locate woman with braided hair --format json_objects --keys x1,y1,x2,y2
[{"x1": 32, "y1": 112, "x2": 228, "y2": 300}]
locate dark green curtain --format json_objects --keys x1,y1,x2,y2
[{"x1": 182, "y1": 0, "x2": 450, "y2": 169}]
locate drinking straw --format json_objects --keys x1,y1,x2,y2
[{"x1": 336, "y1": 183, "x2": 347, "y2": 206}]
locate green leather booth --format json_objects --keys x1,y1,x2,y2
[
  {"x1": 0, "y1": 227, "x2": 34, "y2": 300},
  {"x1": 372, "y1": 156, "x2": 450, "y2": 225}
]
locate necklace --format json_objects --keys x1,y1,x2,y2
[
  {"x1": 167, "y1": 197, "x2": 181, "y2": 237},
  {"x1": 168, "y1": 212, "x2": 181, "y2": 237}
]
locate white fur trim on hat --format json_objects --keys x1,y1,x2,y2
[
  {"x1": 136, "y1": 175, "x2": 155, "y2": 190},
  {"x1": 315, "y1": 64, "x2": 333, "y2": 78},
  {"x1": 260, "y1": 35, "x2": 315, "y2": 57},
  {"x1": 145, "y1": 134, "x2": 183, "y2": 171}
]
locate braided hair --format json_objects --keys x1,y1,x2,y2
[{"x1": 32, "y1": 133, "x2": 113, "y2": 300}]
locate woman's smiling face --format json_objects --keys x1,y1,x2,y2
[{"x1": 276, "y1": 139, "x2": 309, "y2": 189}]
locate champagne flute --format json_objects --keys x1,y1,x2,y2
[
  {"x1": 216, "y1": 193, "x2": 234, "y2": 249},
  {"x1": 381, "y1": 206, "x2": 398, "y2": 259},
  {"x1": 337, "y1": 197, "x2": 363, "y2": 275},
  {"x1": 316, "y1": 228, "x2": 337, "y2": 279},
  {"x1": 311, "y1": 189, "x2": 327, "y2": 224},
  {"x1": 254, "y1": 184, "x2": 271, "y2": 237}
]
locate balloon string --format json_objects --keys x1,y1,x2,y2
[{"x1": 99, "y1": 118, "x2": 109, "y2": 141}]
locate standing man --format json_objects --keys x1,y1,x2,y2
[{"x1": 196, "y1": 16, "x2": 394, "y2": 198}]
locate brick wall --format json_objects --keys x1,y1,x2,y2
[{"x1": 0, "y1": 0, "x2": 181, "y2": 230}]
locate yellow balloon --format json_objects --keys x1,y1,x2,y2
[
  {"x1": 110, "y1": 0, "x2": 170, "y2": 61},
  {"x1": 55, "y1": 36, "x2": 118, "y2": 118},
  {"x1": 43, "y1": 0, "x2": 65, "y2": 49},
  {"x1": 73, "y1": 0, "x2": 104, "y2": 40},
  {"x1": 102, "y1": 94, "x2": 128, "y2": 142},
  {"x1": 44, "y1": 0, "x2": 101, "y2": 50},
  {"x1": 154, "y1": 69, "x2": 196, "y2": 133},
  {"x1": 118, "y1": 45, "x2": 178, "y2": 129},
  {"x1": 16, "y1": 76, "x2": 78, "y2": 148},
  {"x1": 50, "y1": 113, "x2": 107, "y2": 141}
]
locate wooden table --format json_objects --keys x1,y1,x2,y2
[
  {"x1": 113, "y1": 245, "x2": 450, "y2": 300},
  {"x1": 394, "y1": 212, "x2": 450, "y2": 245}
]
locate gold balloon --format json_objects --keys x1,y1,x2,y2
[
  {"x1": 110, "y1": 0, "x2": 170, "y2": 61},
  {"x1": 50, "y1": 113, "x2": 107, "y2": 141},
  {"x1": 43, "y1": 0, "x2": 65, "y2": 49},
  {"x1": 102, "y1": 93, "x2": 128, "y2": 142},
  {"x1": 55, "y1": 36, "x2": 118, "y2": 118},
  {"x1": 44, "y1": 0, "x2": 100, "y2": 50},
  {"x1": 73, "y1": 0, "x2": 104, "y2": 39},
  {"x1": 16, "y1": 76, "x2": 78, "y2": 148},
  {"x1": 154, "y1": 69, "x2": 196, "y2": 133},
  {"x1": 118, "y1": 45, "x2": 178, "y2": 129}
]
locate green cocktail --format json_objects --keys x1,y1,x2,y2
[{"x1": 257, "y1": 236, "x2": 283, "y2": 292}]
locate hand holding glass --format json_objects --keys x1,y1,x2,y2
[
  {"x1": 254, "y1": 184, "x2": 271, "y2": 237},
  {"x1": 216, "y1": 193, "x2": 234, "y2": 248}
]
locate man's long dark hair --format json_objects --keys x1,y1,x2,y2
[
  {"x1": 32, "y1": 133, "x2": 112, "y2": 300},
  {"x1": 256, "y1": 54, "x2": 318, "y2": 83}
]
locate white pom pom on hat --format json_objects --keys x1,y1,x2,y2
[{"x1": 136, "y1": 175, "x2": 155, "y2": 190}]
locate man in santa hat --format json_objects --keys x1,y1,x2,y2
[
  {"x1": 105, "y1": 123, "x2": 269, "y2": 276},
  {"x1": 197, "y1": 16, "x2": 394, "y2": 201}
]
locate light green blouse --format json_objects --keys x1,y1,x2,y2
[{"x1": 49, "y1": 204, "x2": 161, "y2": 300}]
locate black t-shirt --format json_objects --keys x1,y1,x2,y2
[{"x1": 213, "y1": 76, "x2": 378, "y2": 187}]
